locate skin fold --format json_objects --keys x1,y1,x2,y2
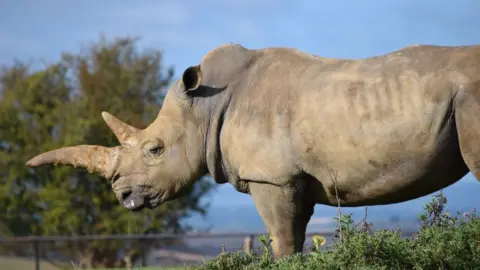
[{"x1": 27, "y1": 43, "x2": 480, "y2": 258}]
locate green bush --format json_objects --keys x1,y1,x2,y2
[{"x1": 196, "y1": 193, "x2": 480, "y2": 270}]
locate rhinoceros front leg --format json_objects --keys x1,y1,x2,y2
[{"x1": 248, "y1": 181, "x2": 315, "y2": 259}]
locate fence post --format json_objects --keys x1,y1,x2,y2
[
  {"x1": 140, "y1": 241, "x2": 146, "y2": 266},
  {"x1": 34, "y1": 240, "x2": 40, "y2": 270},
  {"x1": 244, "y1": 235, "x2": 254, "y2": 254}
]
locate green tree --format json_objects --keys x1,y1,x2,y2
[{"x1": 0, "y1": 36, "x2": 214, "y2": 268}]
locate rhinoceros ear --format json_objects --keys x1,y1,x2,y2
[{"x1": 182, "y1": 65, "x2": 202, "y2": 93}]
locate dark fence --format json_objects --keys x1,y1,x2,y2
[{"x1": 0, "y1": 230, "x2": 416, "y2": 269}]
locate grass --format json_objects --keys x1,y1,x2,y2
[
  {"x1": 0, "y1": 256, "x2": 61, "y2": 270},
  {"x1": 0, "y1": 256, "x2": 188, "y2": 270},
  {"x1": 0, "y1": 255, "x2": 191, "y2": 270},
  {"x1": 195, "y1": 192, "x2": 480, "y2": 270},
  {"x1": 82, "y1": 267, "x2": 191, "y2": 270}
]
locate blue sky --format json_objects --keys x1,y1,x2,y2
[
  {"x1": 2, "y1": 0, "x2": 480, "y2": 226},
  {"x1": 2, "y1": 0, "x2": 480, "y2": 71}
]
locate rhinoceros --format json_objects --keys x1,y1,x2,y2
[{"x1": 26, "y1": 43, "x2": 480, "y2": 258}]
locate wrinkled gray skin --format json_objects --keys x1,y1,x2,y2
[{"x1": 27, "y1": 43, "x2": 480, "y2": 258}]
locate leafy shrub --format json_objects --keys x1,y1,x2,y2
[{"x1": 196, "y1": 192, "x2": 480, "y2": 270}]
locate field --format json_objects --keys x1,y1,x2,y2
[
  {"x1": 0, "y1": 256, "x2": 60, "y2": 270},
  {"x1": 2, "y1": 193, "x2": 478, "y2": 269},
  {"x1": 0, "y1": 256, "x2": 187, "y2": 270}
]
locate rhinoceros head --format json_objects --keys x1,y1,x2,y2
[{"x1": 26, "y1": 65, "x2": 208, "y2": 211}]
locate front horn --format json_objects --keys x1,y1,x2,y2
[{"x1": 26, "y1": 145, "x2": 118, "y2": 179}]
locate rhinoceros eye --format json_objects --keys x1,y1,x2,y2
[
  {"x1": 142, "y1": 140, "x2": 164, "y2": 160},
  {"x1": 149, "y1": 146, "x2": 161, "y2": 155}
]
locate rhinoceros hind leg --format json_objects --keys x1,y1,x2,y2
[
  {"x1": 455, "y1": 88, "x2": 480, "y2": 181},
  {"x1": 248, "y1": 181, "x2": 315, "y2": 259}
]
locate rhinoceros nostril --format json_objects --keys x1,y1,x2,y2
[
  {"x1": 119, "y1": 189, "x2": 145, "y2": 211},
  {"x1": 121, "y1": 190, "x2": 132, "y2": 201}
]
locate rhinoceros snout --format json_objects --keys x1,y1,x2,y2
[
  {"x1": 115, "y1": 185, "x2": 161, "y2": 212},
  {"x1": 118, "y1": 190, "x2": 144, "y2": 211}
]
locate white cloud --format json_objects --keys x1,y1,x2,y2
[{"x1": 309, "y1": 217, "x2": 335, "y2": 226}]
